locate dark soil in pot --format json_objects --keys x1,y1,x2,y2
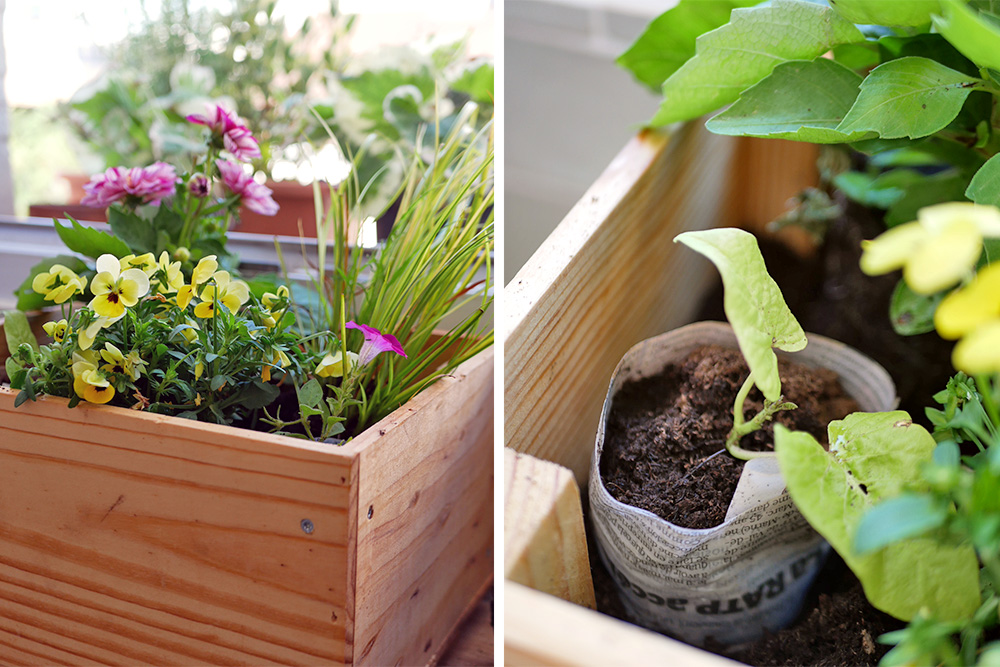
[{"x1": 600, "y1": 343, "x2": 858, "y2": 529}]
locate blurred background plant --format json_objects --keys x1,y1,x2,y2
[{"x1": 7, "y1": 0, "x2": 494, "y2": 220}]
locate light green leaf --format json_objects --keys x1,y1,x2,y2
[
  {"x1": 889, "y1": 279, "x2": 944, "y2": 336},
  {"x1": 967, "y1": 153, "x2": 1000, "y2": 207},
  {"x1": 854, "y1": 493, "x2": 947, "y2": 555},
  {"x1": 675, "y1": 228, "x2": 805, "y2": 401},
  {"x1": 775, "y1": 414, "x2": 980, "y2": 622},
  {"x1": 53, "y1": 216, "x2": 131, "y2": 259},
  {"x1": 651, "y1": 0, "x2": 865, "y2": 126},
  {"x1": 837, "y1": 57, "x2": 979, "y2": 139},
  {"x1": 933, "y1": 0, "x2": 1000, "y2": 73},
  {"x1": 828, "y1": 0, "x2": 941, "y2": 26},
  {"x1": 297, "y1": 377, "x2": 324, "y2": 409},
  {"x1": 2, "y1": 310, "x2": 39, "y2": 355},
  {"x1": 707, "y1": 58, "x2": 875, "y2": 143},
  {"x1": 617, "y1": 0, "x2": 761, "y2": 92}
]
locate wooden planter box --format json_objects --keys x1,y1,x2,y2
[
  {"x1": 504, "y1": 121, "x2": 819, "y2": 663},
  {"x1": 0, "y1": 343, "x2": 493, "y2": 665}
]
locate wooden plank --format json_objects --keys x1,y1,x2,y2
[
  {"x1": 504, "y1": 449, "x2": 594, "y2": 609},
  {"x1": 505, "y1": 123, "x2": 737, "y2": 483},
  {"x1": 350, "y1": 347, "x2": 494, "y2": 666},
  {"x1": 0, "y1": 388, "x2": 355, "y2": 665},
  {"x1": 505, "y1": 582, "x2": 740, "y2": 667}
]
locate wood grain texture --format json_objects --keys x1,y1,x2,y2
[
  {"x1": 350, "y1": 346, "x2": 494, "y2": 667},
  {"x1": 0, "y1": 343, "x2": 494, "y2": 665},
  {"x1": 505, "y1": 123, "x2": 738, "y2": 484},
  {"x1": 504, "y1": 449, "x2": 594, "y2": 609},
  {"x1": 505, "y1": 582, "x2": 740, "y2": 667}
]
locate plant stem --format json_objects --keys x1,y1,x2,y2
[
  {"x1": 976, "y1": 374, "x2": 1000, "y2": 433},
  {"x1": 726, "y1": 373, "x2": 796, "y2": 460}
]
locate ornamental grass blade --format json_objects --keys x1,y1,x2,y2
[
  {"x1": 675, "y1": 228, "x2": 806, "y2": 401},
  {"x1": 651, "y1": 0, "x2": 864, "y2": 126},
  {"x1": 775, "y1": 415, "x2": 980, "y2": 623},
  {"x1": 706, "y1": 58, "x2": 875, "y2": 143},
  {"x1": 837, "y1": 57, "x2": 979, "y2": 140}
]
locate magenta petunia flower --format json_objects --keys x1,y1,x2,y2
[
  {"x1": 223, "y1": 126, "x2": 262, "y2": 161},
  {"x1": 346, "y1": 321, "x2": 407, "y2": 366},
  {"x1": 80, "y1": 162, "x2": 181, "y2": 208},
  {"x1": 186, "y1": 104, "x2": 242, "y2": 135},
  {"x1": 216, "y1": 159, "x2": 279, "y2": 216}
]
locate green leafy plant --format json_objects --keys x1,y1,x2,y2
[{"x1": 675, "y1": 227, "x2": 806, "y2": 459}]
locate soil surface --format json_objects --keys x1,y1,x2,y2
[{"x1": 600, "y1": 344, "x2": 857, "y2": 529}]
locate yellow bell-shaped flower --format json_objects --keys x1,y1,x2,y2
[
  {"x1": 31, "y1": 264, "x2": 87, "y2": 304},
  {"x1": 315, "y1": 350, "x2": 358, "y2": 378},
  {"x1": 42, "y1": 319, "x2": 72, "y2": 342}
]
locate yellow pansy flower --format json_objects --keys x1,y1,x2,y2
[
  {"x1": 31, "y1": 264, "x2": 87, "y2": 304},
  {"x1": 119, "y1": 253, "x2": 158, "y2": 276},
  {"x1": 42, "y1": 319, "x2": 72, "y2": 342},
  {"x1": 155, "y1": 251, "x2": 184, "y2": 294},
  {"x1": 99, "y1": 342, "x2": 146, "y2": 381},
  {"x1": 262, "y1": 285, "x2": 289, "y2": 310},
  {"x1": 194, "y1": 271, "x2": 250, "y2": 318},
  {"x1": 177, "y1": 255, "x2": 218, "y2": 309},
  {"x1": 77, "y1": 313, "x2": 124, "y2": 351},
  {"x1": 315, "y1": 350, "x2": 358, "y2": 378},
  {"x1": 261, "y1": 348, "x2": 291, "y2": 382},
  {"x1": 860, "y1": 202, "x2": 1000, "y2": 295},
  {"x1": 89, "y1": 254, "x2": 151, "y2": 318},
  {"x1": 953, "y1": 321, "x2": 1000, "y2": 375},
  {"x1": 71, "y1": 350, "x2": 115, "y2": 404}
]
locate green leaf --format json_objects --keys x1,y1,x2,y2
[
  {"x1": 675, "y1": 228, "x2": 806, "y2": 401},
  {"x1": 837, "y1": 57, "x2": 979, "y2": 140},
  {"x1": 775, "y1": 414, "x2": 980, "y2": 622},
  {"x1": 967, "y1": 153, "x2": 1000, "y2": 207},
  {"x1": 650, "y1": 0, "x2": 865, "y2": 126},
  {"x1": 934, "y1": 0, "x2": 1000, "y2": 73},
  {"x1": 828, "y1": 0, "x2": 941, "y2": 26},
  {"x1": 832, "y1": 169, "x2": 924, "y2": 209},
  {"x1": 209, "y1": 375, "x2": 228, "y2": 392},
  {"x1": 450, "y1": 63, "x2": 494, "y2": 105},
  {"x1": 2, "y1": 310, "x2": 39, "y2": 355},
  {"x1": 884, "y1": 170, "x2": 970, "y2": 226},
  {"x1": 107, "y1": 207, "x2": 156, "y2": 254},
  {"x1": 617, "y1": 0, "x2": 761, "y2": 92},
  {"x1": 14, "y1": 255, "x2": 89, "y2": 312},
  {"x1": 5, "y1": 357, "x2": 21, "y2": 383},
  {"x1": 889, "y1": 279, "x2": 944, "y2": 336},
  {"x1": 240, "y1": 379, "x2": 281, "y2": 411},
  {"x1": 152, "y1": 204, "x2": 185, "y2": 241},
  {"x1": 54, "y1": 216, "x2": 131, "y2": 259},
  {"x1": 854, "y1": 494, "x2": 948, "y2": 554},
  {"x1": 706, "y1": 58, "x2": 875, "y2": 143},
  {"x1": 297, "y1": 377, "x2": 323, "y2": 409}
]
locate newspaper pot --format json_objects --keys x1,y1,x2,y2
[
  {"x1": 0, "y1": 314, "x2": 493, "y2": 665},
  {"x1": 589, "y1": 321, "x2": 895, "y2": 647}
]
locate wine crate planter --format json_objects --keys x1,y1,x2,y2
[
  {"x1": 0, "y1": 342, "x2": 493, "y2": 665},
  {"x1": 504, "y1": 120, "x2": 818, "y2": 662}
]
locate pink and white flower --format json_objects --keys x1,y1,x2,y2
[
  {"x1": 81, "y1": 162, "x2": 181, "y2": 208},
  {"x1": 223, "y1": 126, "x2": 262, "y2": 161},
  {"x1": 186, "y1": 104, "x2": 242, "y2": 135},
  {"x1": 346, "y1": 321, "x2": 407, "y2": 366},
  {"x1": 216, "y1": 159, "x2": 279, "y2": 216}
]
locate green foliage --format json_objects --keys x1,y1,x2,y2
[
  {"x1": 617, "y1": 0, "x2": 760, "y2": 92},
  {"x1": 54, "y1": 216, "x2": 132, "y2": 259},
  {"x1": 967, "y1": 153, "x2": 1000, "y2": 206},
  {"x1": 889, "y1": 279, "x2": 944, "y2": 336},
  {"x1": 828, "y1": 0, "x2": 940, "y2": 27},
  {"x1": 650, "y1": 0, "x2": 865, "y2": 126},
  {"x1": 774, "y1": 415, "x2": 981, "y2": 623}
]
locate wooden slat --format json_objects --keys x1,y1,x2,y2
[
  {"x1": 505, "y1": 123, "x2": 737, "y2": 484},
  {"x1": 349, "y1": 347, "x2": 494, "y2": 666},
  {"x1": 0, "y1": 387, "x2": 355, "y2": 665},
  {"x1": 504, "y1": 449, "x2": 594, "y2": 609},
  {"x1": 505, "y1": 582, "x2": 740, "y2": 666}
]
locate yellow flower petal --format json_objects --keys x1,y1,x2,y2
[
  {"x1": 192, "y1": 255, "x2": 219, "y2": 286},
  {"x1": 953, "y1": 320, "x2": 1000, "y2": 375},
  {"x1": 90, "y1": 271, "x2": 118, "y2": 296},
  {"x1": 315, "y1": 351, "x2": 358, "y2": 378},
  {"x1": 860, "y1": 222, "x2": 927, "y2": 276},
  {"x1": 90, "y1": 293, "x2": 127, "y2": 319},
  {"x1": 935, "y1": 263, "x2": 1000, "y2": 339},
  {"x1": 193, "y1": 301, "x2": 215, "y2": 319},
  {"x1": 904, "y1": 218, "x2": 981, "y2": 294},
  {"x1": 177, "y1": 284, "x2": 195, "y2": 309},
  {"x1": 919, "y1": 202, "x2": 1000, "y2": 237}
]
